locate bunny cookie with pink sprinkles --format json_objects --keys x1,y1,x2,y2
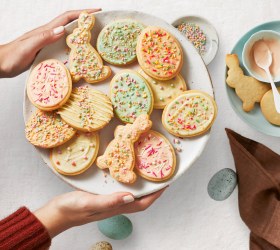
[
  {"x1": 66, "y1": 12, "x2": 111, "y2": 83},
  {"x1": 96, "y1": 114, "x2": 152, "y2": 184}
]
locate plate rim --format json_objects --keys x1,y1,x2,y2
[
  {"x1": 225, "y1": 20, "x2": 280, "y2": 137},
  {"x1": 23, "y1": 10, "x2": 214, "y2": 197}
]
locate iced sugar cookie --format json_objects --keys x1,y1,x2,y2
[
  {"x1": 260, "y1": 87, "x2": 280, "y2": 126},
  {"x1": 51, "y1": 131, "x2": 99, "y2": 175},
  {"x1": 134, "y1": 130, "x2": 176, "y2": 182},
  {"x1": 25, "y1": 110, "x2": 76, "y2": 148},
  {"x1": 138, "y1": 69, "x2": 187, "y2": 109},
  {"x1": 162, "y1": 90, "x2": 217, "y2": 137},
  {"x1": 97, "y1": 114, "x2": 152, "y2": 184},
  {"x1": 136, "y1": 26, "x2": 183, "y2": 80},
  {"x1": 27, "y1": 59, "x2": 72, "y2": 111},
  {"x1": 110, "y1": 70, "x2": 153, "y2": 123},
  {"x1": 58, "y1": 86, "x2": 113, "y2": 132},
  {"x1": 97, "y1": 20, "x2": 145, "y2": 65},
  {"x1": 66, "y1": 12, "x2": 111, "y2": 83}
]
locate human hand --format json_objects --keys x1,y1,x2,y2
[
  {"x1": 34, "y1": 188, "x2": 166, "y2": 238},
  {"x1": 0, "y1": 9, "x2": 101, "y2": 78}
]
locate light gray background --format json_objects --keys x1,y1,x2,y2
[{"x1": 1, "y1": 1, "x2": 279, "y2": 249}]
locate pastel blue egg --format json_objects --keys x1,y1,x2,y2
[
  {"x1": 207, "y1": 168, "x2": 237, "y2": 201},
  {"x1": 98, "y1": 215, "x2": 133, "y2": 240}
]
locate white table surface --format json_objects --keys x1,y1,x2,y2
[{"x1": 1, "y1": 1, "x2": 280, "y2": 249}]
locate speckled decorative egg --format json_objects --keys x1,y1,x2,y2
[
  {"x1": 207, "y1": 168, "x2": 237, "y2": 201},
  {"x1": 98, "y1": 215, "x2": 133, "y2": 240},
  {"x1": 91, "y1": 241, "x2": 112, "y2": 250}
]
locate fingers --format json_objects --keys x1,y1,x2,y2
[
  {"x1": 21, "y1": 26, "x2": 65, "y2": 54},
  {"x1": 89, "y1": 187, "x2": 167, "y2": 222},
  {"x1": 17, "y1": 8, "x2": 102, "y2": 41},
  {"x1": 80, "y1": 192, "x2": 135, "y2": 214}
]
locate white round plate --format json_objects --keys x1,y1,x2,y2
[
  {"x1": 23, "y1": 10, "x2": 214, "y2": 198},
  {"x1": 171, "y1": 15, "x2": 219, "y2": 65}
]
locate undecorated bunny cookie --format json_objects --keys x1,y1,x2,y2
[
  {"x1": 66, "y1": 12, "x2": 111, "y2": 83},
  {"x1": 96, "y1": 114, "x2": 152, "y2": 184},
  {"x1": 226, "y1": 54, "x2": 270, "y2": 112}
]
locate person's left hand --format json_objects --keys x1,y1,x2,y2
[{"x1": 0, "y1": 9, "x2": 101, "y2": 78}]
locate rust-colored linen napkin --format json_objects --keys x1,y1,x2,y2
[{"x1": 226, "y1": 128, "x2": 280, "y2": 250}]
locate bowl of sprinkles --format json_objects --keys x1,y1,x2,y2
[{"x1": 172, "y1": 16, "x2": 219, "y2": 65}]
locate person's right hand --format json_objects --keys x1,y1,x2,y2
[{"x1": 34, "y1": 188, "x2": 167, "y2": 238}]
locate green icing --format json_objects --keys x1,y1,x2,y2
[
  {"x1": 111, "y1": 71, "x2": 153, "y2": 123},
  {"x1": 97, "y1": 20, "x2": 144, "y2": 65}
]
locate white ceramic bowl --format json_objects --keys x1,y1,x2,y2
[
  {"x1": 242, "y1": 30, "x2": 280, "y2": 82},
  {"x1": 171, "y1": 16, "x2": 219, "y2": 65}
]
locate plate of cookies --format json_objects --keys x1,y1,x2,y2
[
  {"x1": 24, "y1": 10, "x2": 217, "y2": 197},
  {"x1": 225, "y1": 21, "x2": 280, "y2": 137}
]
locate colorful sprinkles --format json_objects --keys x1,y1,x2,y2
[
  {"x1": 97, "y1": 20, "x2": 144, "y2": 65},
  {"x1": 137, "y1": 27, "x2": 182, "y2": 79},
  {"x1": 25, "y1": 110, "x2": 76, "y2": 148},
  {"x1": 177, "y1": 22, "x2": 207, "y2": 55},
  {"x1": 110, "y1": 71, "x2": 153, "y2": 123}
]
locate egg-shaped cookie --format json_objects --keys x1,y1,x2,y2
[
  {"x1": 110, "y1": 70, "x2": 153, "y2": 123},
  {"x1": 138, "y1": 69, "x2": 187, "y2": 109},
  {"x1": 136, "y1": 26, "x2": 183, "y2": 81},
  {"x1": 27, "y1": 59, "x2": 72, "y2": 111},
  {"x1": 162, "y1": 90, "x2": 217, "y2": 137},
  {"x1": 260, "y1": 87, "x2": 280, "y2": 125},
  {"x1": 134, "y1": 130, "x2": 176, "y2": 182},
  {"x1": 58, "y1": 86, "x2": 113, "y2": 132},
  {"x1": 51, "y1": 131, "x2": 99, "y2": 176},
  {"x1": 25, "y1": 110, "x2": 76, "y2": 148},
  {"x1": 97, "y1": 20, "x2": 145, "y2": 66}
]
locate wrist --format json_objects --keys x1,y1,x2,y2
[{"x1": 34, "y1": 200, "x2": 71, "y2": 238}]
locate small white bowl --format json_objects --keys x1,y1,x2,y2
[
  {"x1": 171, "y1": 16, "x2": 219, "y2": 65},
  {"x1": 242, "y1": 30, "x2": 280, "y2": 83}
]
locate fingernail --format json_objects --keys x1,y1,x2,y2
[
  {"x1": 123, "y1": 195, "x2": 134, "y2": 204},
  {"x1": 53, "y1": 26, "x2": 64, "y2": 35}
]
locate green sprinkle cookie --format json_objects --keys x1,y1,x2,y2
[
  {"x1": 110, "y1": 70, "x2": 153, "y2": 123},
  {"x1": 97, "y1": 20, "x2": 145, "y2": 65}
]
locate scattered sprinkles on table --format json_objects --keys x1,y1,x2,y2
[
  {"x1": 51, "y1": 132, "x2": 99, "y2": 176},
  {"x1": 162, "y1": 91, "x2": 217, "y2": 137},
  {"x1": 97, "y1": 20, "x2": 145, "y2": 65},
  {"x1": 58, "y1": 86, "x2": 113, "y2": 132},
  {"x1": 25, "y1": 110, "x2": 76, "y2": 148},
  {"x1": 110, "y1": 70, "x2": 153, "y2": 123},
  {"x1": 136, "y1": 26, "x2": 183, "y2": 80},
  {"x1": 66, "y1": 11, "x2": 111, "y2": 83},
  {"x1": 176, "y1": 22, "x2": 207, "y2": 55},
  {"x1": 134, "y1": 130, "x2": 176, "y2": 181},
  {"x1": 27, "y1": 59, "x2": 71, "y2": 111}
]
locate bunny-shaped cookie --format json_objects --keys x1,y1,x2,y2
[
  {"x1": 66, "y1": 12, "x2": 111, "y2": 83},
  {"x1": 97, "y1": 114, "x2": 152, "y2": 184},
  {"x1": 226, "y1": 54, "x2": 270, "y2": 112}
]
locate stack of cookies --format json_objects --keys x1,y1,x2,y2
[{"x1": 25, "y1": 12, "x2": 218, "y2": 184}]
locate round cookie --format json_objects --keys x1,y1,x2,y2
[
  {"x1": 50, "y1": 131, "x2": 99, "y2": 176},
  {"x1": 136, "y1": 26, "x2": 183, "y2": 81},
  {"x1": 162, "y1": 90, "x2": 217, "y2": 137},
  {"x1": 260, "y1": 87, "x2": 280, "y2": 126},
  {"x1": 25, "y1": 110, "x2": 76, "y2": 148},
  {"x1": 134, "y1": 130, "x2": 176, "y2": 182},
  {"x1": 110, "y1": 70, "x2": 153, "y2": 123},
  {"x1": 138, "y1": 69, "x2": 187, "y2": 109},
  {"x1": 58, "y1": 86, "x2": 113, "y2": 132},
  {"x1": 97, "y1": 20, "x2": 145, "y2": 66},
  {"x1": 27, "y1": 59, "x2": 72, "y2": 111}
]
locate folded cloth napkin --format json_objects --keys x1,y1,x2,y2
[{"x1": 226, "y1": 129, "x2": 280, "y2": 250}]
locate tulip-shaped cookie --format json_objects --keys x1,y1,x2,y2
[
  {"x1": 66, "y1": 12, "x2": 111, "y2": 83},
  {"x1": 97, "y1": 114, "x2": 152, "y2": 184}
]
